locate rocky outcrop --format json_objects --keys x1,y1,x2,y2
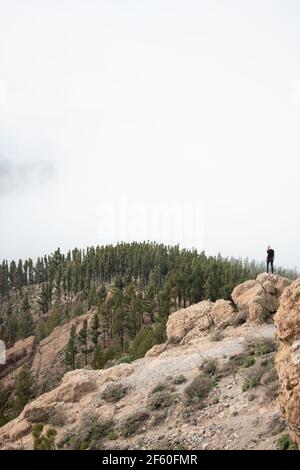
[
  {"x1": 232, "y1": 274, "x2": 290, "y2": 323},
  {"x1": 0, "y1": 321, "x2": 279, "y2": 451},
  {"x1": 210, "y1": 300, "x2": 236, "y2": 325},
  {"x1": 0, "y1": 309, "x2": 99, "y2": 394},
  {"x1": 274, "y1": 278, "x2": 300, "y2": 447},
  {"x1": 0, "y1": 364, "x2": 135, "y2": 448},
  {"x1": 166, "y1": 300, "x2": 215, "y2": 344},
  {"x1": 0, "y1": 274, "x2": 294, "y2": 450},
  {"x1": 0, "y1": 336, "x2": 36, "y2": 388},
  {"x1": 161, "y1": 274, "x2": 290, "y2": 348},
  {"x1": 31, "y1": 310, "x2": 96, "y2": 391}
]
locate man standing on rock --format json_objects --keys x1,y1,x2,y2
[{"x1": 266, "y1": 245, "x2": 275, "y2": 274}]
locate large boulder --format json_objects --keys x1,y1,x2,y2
[
  {"x1": 210, "y1": 299, "x2": 235, "y2": 325},
  {"x1": 231, "y1": 274, "x2": 291, "y2": 323},
  {"x1": 274, "y1": 277, "x2": 300, "y2": 447},
  {"x1": 166, "y1": 300, "x2": 214, "y2": 343},
  {"x1": 165, "y1": 298, "x2": 236, "y2": 346}
]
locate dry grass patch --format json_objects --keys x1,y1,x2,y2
[
  {"x1": 120, "y1": 411, "x2": 149, "y2": 437},
  {"x1": 210, "y1": 330, "x2": 224, "y2": 342},
  {"x1": 100, "y1": 383, "x2": 127, "y2": 403}
]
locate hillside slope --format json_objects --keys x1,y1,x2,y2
[{"x1": 0, "y1": 273, "x2": 293, "y2": 450}]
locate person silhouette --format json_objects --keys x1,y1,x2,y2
[{"x1": 266, "y1": 245, "x2": 275, "y2": 274}]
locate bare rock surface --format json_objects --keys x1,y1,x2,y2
[
  {"x1": 0, "y1": 322, "x2": 278, "y2": 450},
  {"x1": 274, "y1": 277, "x2": 300, "y2": 446},
  {"x1": 0, "y1": 274, "x2": 294, "y2": 451},
  {"x1": 232, "y1": 274, "x2": 290, "y2": 323}
]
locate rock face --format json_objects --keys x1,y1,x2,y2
[
  {"x1": 210, "y1": 300, "x2": 235, "y2": 325},
  {"x1": 0, "y1": 310, "x2": 97, "y2": 394},
  {"x1": 0, "y1": 321, "x2": 279, "y2": 451},
  {"x1": 0, "y1": 336, "x2": 36, "y2": 389},
  {"x1": 0, "y1": 273, "x2": 294, "y2": 450},
  {"x1": 163, "y1": 274, "x2": 290, "y2": 348},
  {"x1": 232, "y1": 274, "x2": 291, "y2": 323},
  {"x1": 31, "y1": 310, "x2": 96, "y2": 391},
  {"x1": 166, "y1": 300, "x2": 215, "y2": 343},
  {"x1": 274, "y1": 278, "x2": 300, "y2": 446},
  {"x1": 165, "y1": 299, "x2": 237, "y2": 346},
  {"x1": 0, "y1": 365, "x2": 134, "y2": 448}
]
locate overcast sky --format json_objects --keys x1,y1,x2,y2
[{"x1": 0, "y1": 0, "x2": 300, "y2": 269}]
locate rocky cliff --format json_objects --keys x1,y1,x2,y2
[
  {"x1": 0, "y1": 309, "x2": 99, "y2": 394},
  {"x1": 0, "y1": 273, "x2": 295, "y2": 450},
  {"x1": 274, "y1": 278, "x2": 300, "y2": 447}
]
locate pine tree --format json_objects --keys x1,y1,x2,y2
[
  {"x1": 1, "y1": 241, "x2": 298, "y2": 360},
  {"x1": 88, "y1": 285, "x2": 97, "y2": 309},
  {"x1": 4, "y1": 308, "x2": 18, "y2": 346},
  {"x1": 92, "y1": 344, "x2": 105, "y2": 369},
  {"x1": 131, "y1": 326, "x2": 154, "y2": 360},
  {"x1": 0, "y1": 382, "x2": 9, "y2": 426},
  {"x1": 204, "y1": 271, "x2": 218, "y2": 301},
  {"x1": 38, "y1": 283, "x2": 51, "y2": 314},
  {"x1": 65, "y1": 325, "x2": 77, "y2": 370},
  {"x1": 158, "y1": 289, "x2": 171, "y2": 320},
  {"x1": 13, "y1": 364, "x2": 35, "y2": 415},
  {"x1": 112, "y1": 306, "x2": 125, "y2": 351},
  {"x1": 32, "y1": 423, "x2": 57, "y2": 450},
  {"x1": 98, "y1": 285, "x2": 107, "y2": 304},
  {"x1": 126, "y1": 297, "x2": 140, "y2": 339},
  {"x1": 91, "y1": 313, "x2": 100, "y2": 346},
  {"x1": 18, "y1": 292, "x2": 33, "y2": 339},
  {"x1": 35, "y1": 318, "x2": 48, "y2": 342},
  {"x1": 78, "y1": 319, "x2": 88, "y2": 365},
  {"x1": 46, "y1": 305, "x2": 62, "y2": 332},
  {"x1": 144, "y1": 288, "x2": 156, "y2": 323}
]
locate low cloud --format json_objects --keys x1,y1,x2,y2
[{"x1": 0, "y1": 157, "x2": 55, "y2": 196}]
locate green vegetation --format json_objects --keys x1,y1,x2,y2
[
  {"x1": 0, "y1": 242, "x2": 289, "y2": 429},
  {"x1": 276, "y1": 434, "x2": 298, "y2": 450},
  {"x1": 78, "y1": 319, "x2": 88, "y2": 365},
  {"x1": 243, "y1": 356, "x2": 256, "y2": 368},
  {"x1": 65, "y1": 325, "x2": 77, "y2": 370},
  {"x1": 151, "y1": 383, "x2": 167, "y2": 394},
  {"x1": 13, "y1": 364, "x2": 35, "y2": 416},
  {"x1": 244, "y1": 337, "x2": 276, "y2": 357},
  {"x1": 100, "y1": 383, "x2": 127, "y2": 403},
  {"x1": 107, "y1": 431, "x2": 118, "y2": 441},
  {"x1": 0, "y1": 382, "x2": 10, "y2": 426},
  {"x1": 184, "y1": 374, "x2": 215, "y2": 406},
  {"x1": 68, "y1": 415, "x2": 113, "y2": 450},
  {"x1": 211, "y1": 396, "x2": 220, "y2": 404},
  {"x1": 2, "y1": 242, "x2": 293, "y2": 352},
  {"x1": 172, "y1": 375, "x2": 186, "y2": 385},
  {"x1": 200, "y1": 358, "x2": 219, "y2": 377},
  {"x1": 120, "y1": 411, "x2": 149, "y2": 437},
  {"x1": 32, "y1": 424, "x2": 57, "y2": 450},
  {"x1": 0, "y1": 243, "x2": 290, "y2": 382},
  {"x1": 241, "y1": 359, "x2": 276, "y2": 392},
  {"x1": 183, "y1": 358, "x2": 220, "y2": 407},
  {"x1": 147, "y1": 391, "x2": 178, "y2": 411}
]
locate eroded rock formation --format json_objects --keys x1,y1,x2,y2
[
  {"x1": 232, "y1": 273, "x2": 290, "y2": 323},
  {"x1": 0, "y1": 273, "x2": 295, "y2": 450},
  {"x1": 274, "y1": 278, "x2": 300, "y2": 446}
]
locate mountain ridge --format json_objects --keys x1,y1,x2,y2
[{"x1": 1, "y1": 272, "x2": 298, "y2": 450}]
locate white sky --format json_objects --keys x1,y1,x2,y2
[{"x1": 0, "y1": 0, "x2": 300, "y2": 269}]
